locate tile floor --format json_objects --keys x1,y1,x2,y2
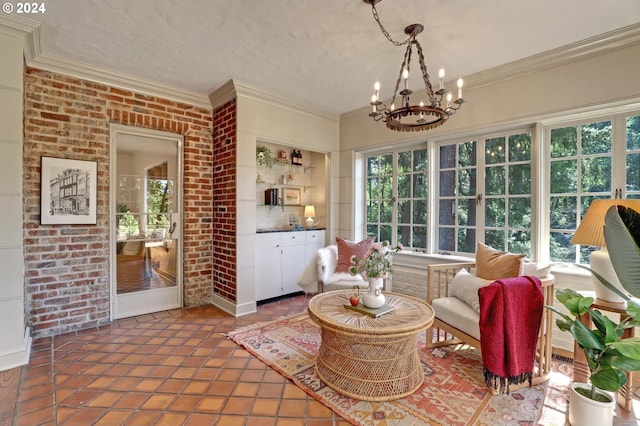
[{"x1": 7, "y1": 294, "x2": 350, "y2": 425}]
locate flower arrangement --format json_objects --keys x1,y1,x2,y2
[{"x1": 348, "y1": 240, "x2": 403, "y2": 279}]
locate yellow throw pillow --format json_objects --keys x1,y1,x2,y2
[
  {"x1": 475, "y1": 242, "x2": 524, "y2": 280},
  {"x1": 336, "y1": 237, "x2": 375, "y2": 273}
]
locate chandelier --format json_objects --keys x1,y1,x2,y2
[{"x1": 364, "y1": 0, "x2": 465, "y2": 132}]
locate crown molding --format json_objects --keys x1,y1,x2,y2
[
  {"x1": 28, "y1": 52, "x2": 213, "y2": 110},
  {"x1": 210, "y1": 79, "x2": 339, "y2": 123},
  {"x1": 466, "y1": 22, "x2": 640, "y2": 90},
  {"x1": 0, "y1": 15, "x2": 212, "y2": 110}
]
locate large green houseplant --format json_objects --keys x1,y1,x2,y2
[
  {"x1": 548, "y1": 289, "x2": 640, "y2": 400},
  {"x1": 548, "y1": 204, "x2": 640, "y2": 424}
]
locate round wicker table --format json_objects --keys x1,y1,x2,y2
[{"x1": 308, "y1": 290, "x2": 434, "y2": 401}]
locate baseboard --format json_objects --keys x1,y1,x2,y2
[
  {"x1": 0, "y1": 327, "x2": 32, "y2": 372},
  {"x1": 210, "y1": 293, "x2": 257, "y2": 317}
]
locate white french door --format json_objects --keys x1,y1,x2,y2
[{"x1": 110, "y1": 125, "x2": 183, "y2": 319}]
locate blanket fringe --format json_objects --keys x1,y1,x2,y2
[{"x1": 483, "y1": 367, "x2": 533, "y2": 394}]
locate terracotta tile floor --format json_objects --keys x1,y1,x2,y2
[{"x1": 6, "y1": 294, "x2": 350, "y2": 425}]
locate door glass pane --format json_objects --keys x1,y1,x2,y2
[{"x1": 117, "y1": 150, "x2": 178, "y2": 295}]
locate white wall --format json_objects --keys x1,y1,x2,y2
[{"x1": 0, "y1": 29, "x2": 30, "y2": 371}]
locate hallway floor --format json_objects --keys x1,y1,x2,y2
[{"x1": 3, "y1": 294, "x2": 349, "y2": 425}]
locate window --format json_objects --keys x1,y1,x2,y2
[
  {"x1": 627, "y1": 115, "x2": 640, "y2": 199},
  {"x1": 355, "y1": 109, "x2": 639, "y2": 264},
  {"x1": 437, "y1": 132, "x2": 533, "y2": 256},
  {"x1": 365, "y1": 147, "x2": 428, "y2": 249},
  {"x1": 547, "y1": 113, "x2": 640, "y2": 264}
]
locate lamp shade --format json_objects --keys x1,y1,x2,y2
[
  {"x1": 304, "y1": 205, "x2": 316, "y2": 218},
  {"x1": 571, "y1": 199, "x2": 640, "y2": 247}
]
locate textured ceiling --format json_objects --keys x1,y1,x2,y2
[{"x1": 21, "y1": 0, "x2": 640, "y2": 114}]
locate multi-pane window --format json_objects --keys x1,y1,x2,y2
[
  {"x1": 437, "y1": 132, "x2": 532, "y2": 256},
  {"x1": 484, "y1": 134, "x2": 532, "y2": 255},
  {"x1": 365, "y1": 147, "x2": 428, "y2": 249},
  {"x1": 358, "y1": 110, "x2": 639, "y2": 263},
  {"x1": 438, "y1": 141, "x2": 478, "y2": 253},
  {"x1": 548, "y1": 113, "x2": 640, "y2": 264},
  {"x1": 627, "y1": 115, "x2": 640, "y2": 199},
  {"x1": 548, "y1": 120, "x2": 613, "y2": 264}
]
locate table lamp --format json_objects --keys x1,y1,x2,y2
[
  {"x1": 571, "y1": 199, "x2": 640, "y2": 303},
  {"x1": 304, "y1": 205, "x2": 316, "y2": 228}
]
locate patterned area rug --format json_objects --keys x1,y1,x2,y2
[{"x1": 227, "y1": 312, "x2": 572, "y2": 425}]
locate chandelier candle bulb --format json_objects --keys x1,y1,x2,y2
[
  {"x1": 446, "y1": 92, "x2": 452, "y2": 107},
  {"x1": 374, "y1": 81, "x2": 380, "y2": 99},
  {"x1": 439, "y1": 68, "x2": 445, "y2": 90},
  {"x1": 457, "y1": 78, "x2": 464, "y2": 99}
]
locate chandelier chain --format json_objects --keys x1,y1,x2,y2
[
  {"x1": 414, "y1": 40, "x2": 436, "y2": 103},
  {"x1": 370, "y1": 3, "x2": 411, "y2": 47}
]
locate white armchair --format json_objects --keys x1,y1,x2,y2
[
  {"x1": 297, "y1": 245, "x2": 369, "y2": 293},
  {"x1": 426, "y1": 261, "x2": 555, "y2": 391}
]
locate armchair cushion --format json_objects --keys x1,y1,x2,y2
[
  {"x1": 523, "y1": 262, "x2": 552, "y2": 278},
  {"x1": 475, "y1": 242, "x2": 524, "y2": 280},
  {"x1": 335, "y1": 237, "x2": 375, "y2": 273},
  {"x1": 449, "y1": 268, "x2": 492, "y2": 312}
]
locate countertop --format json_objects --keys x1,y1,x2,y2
[{"x1": 256, "y1": 227, "x2": 325, "y2": 233}]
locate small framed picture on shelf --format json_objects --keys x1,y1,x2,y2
[{"x1": 282, "y1": 187, "x2": 301, "y2": 206}]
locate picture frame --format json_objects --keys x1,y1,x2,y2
[
  {"x1": 282, "y1": 187, "x2": 301, "y2": 206},
  {"x1": 40, "y1": 156, "x2": 97, "y2": 225}
]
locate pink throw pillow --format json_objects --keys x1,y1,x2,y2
[{"x1": 336, "y1": 237, "x2": 375, "y2": 273}]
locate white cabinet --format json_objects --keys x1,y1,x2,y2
[
  {"x1": 255, "y1": 230, "x2": 326, "y2": 301},
  {"x1": 255, "y1": 233, "x2": 282, "y2": 301}
]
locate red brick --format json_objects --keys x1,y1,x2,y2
[{"x1": 24, "y1": 67, "x2": 217, "y2": 337}]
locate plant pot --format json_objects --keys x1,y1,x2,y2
[
  {"x1": 362, "y1": 277, "x2": 385, "y2": 309},
  {"x1": 569, "y1": 382, "x2": 615, "y2": 426}
]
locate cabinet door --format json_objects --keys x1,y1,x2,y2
[
  {"x1": 304, "y1": 230, "x2": 325, "y2": 265},
  {"x1": 281, "y1": 232, "x2": 307, "y2": 295},
  {"x1": 255, "y1": 233, "x2": 282, "y2": 301}
]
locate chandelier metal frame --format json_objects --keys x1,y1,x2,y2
[{"x1": 364, "y1": 0, "x2": 465, "y2": 132}]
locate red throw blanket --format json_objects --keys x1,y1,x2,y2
[{"x1": 478, "y1": 276, "x2": 543, "y2": 394}]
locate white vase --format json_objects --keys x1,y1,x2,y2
[
  {"x1": 362, "y1": 277, "x2": 386, "y2": 309},
  {"x1": 568, "y1": 383, "x2": 615, "y2": 426}
]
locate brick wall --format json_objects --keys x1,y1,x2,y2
[
  {"x1": 211, "y1": 100, "x2": 237, "y2": 301},
  {"x1": 23, "y1": 67, "x2": 215, "y2": 337}
]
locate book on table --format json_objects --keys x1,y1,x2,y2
[{"x1": 344, "y1": 303, "x2": 394, "y2": 318}]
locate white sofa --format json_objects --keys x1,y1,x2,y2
[{"x1": 297, "y1": 245, "x2": 369, "y2": 293}]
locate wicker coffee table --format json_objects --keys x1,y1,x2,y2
[{"x1": 308, "y1": 290, "x2": 434, "y2": 401}]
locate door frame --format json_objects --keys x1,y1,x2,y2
[{"x1": 109, "y1": 124, "x2": 184, "y2": 319}]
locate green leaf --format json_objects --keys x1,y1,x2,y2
[
  {"x1": 610, "y1": 338, "x2": 640, "y2": 360},
  {"x1": 591, "y1": 366, "x2": 626, "y2": 392},
  {"x1": 607, "y1": 353, "x2": 640, "y2": 372},
  {"x1": 555, "y1": 288, "x2": 593, "y2": 316},
  {"x1": 604, "y1": 206, "x2": 640, "y2": 298},
  {"x1": 590, "y1": 309, "x2": 619, "y2": 343},
  {"x1": 571, "y1": 321, "x2": 605, "y2": 350},
  {"x1": 626, "y1": 299, "x2": 640, "y2": 321}
]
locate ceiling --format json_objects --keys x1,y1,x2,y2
[{"x1": 14, "y1": 0, "x2": 640, "y2": 115}]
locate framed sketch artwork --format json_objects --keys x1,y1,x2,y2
[
  {"x1": 40, "y1": 156, "x2": 97, "y2": 225},
  {"x1": 282, "y1": 187, "x2": 301, "y2": 206}
]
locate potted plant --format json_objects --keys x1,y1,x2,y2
[
  {"x1": 548, "y1": 289, "x2": 640, "y2": 424},
  {"x1": 547, "y1": 205, "x2": 640, "y2": 425},
  {"x1": 348, "y1": 241, "x2": 402, "y2": 308}
]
